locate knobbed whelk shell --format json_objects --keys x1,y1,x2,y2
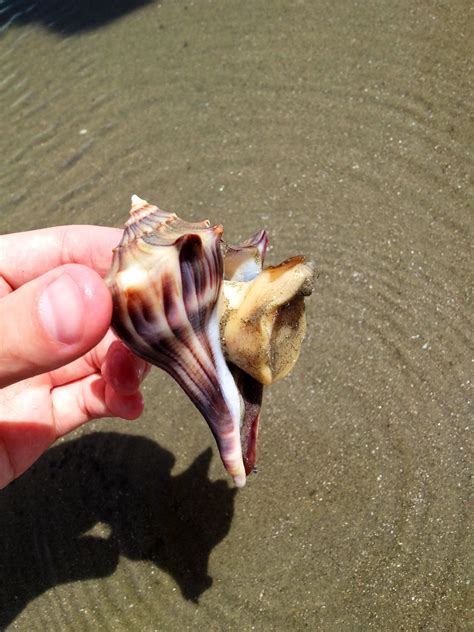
[{"x1": 106, "y1": 196, "x2": 314, "y2": 487}]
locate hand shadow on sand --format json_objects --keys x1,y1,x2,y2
[
  {"x1": 0, "y1": 0, "x2": 156, "y2": 35},
  {"x1": 0, "y1": 432, "x2": 237, "y2": 629}
]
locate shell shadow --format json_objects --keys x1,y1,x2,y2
[
  {"x1": 0, "y1": 0, "x2": 156, "y2": 35},
  {"x1": 0, "y1": 432, "x2": 237, "y2": 629}
]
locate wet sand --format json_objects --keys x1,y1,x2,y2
[{"x1": 0, "y1": 1, "x2": 472, "y2": 630}]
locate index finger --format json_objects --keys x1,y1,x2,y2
[{"x1": 0, "y1": 225, "x2": 122, "y2": 289}]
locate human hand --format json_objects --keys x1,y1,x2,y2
[{"x1": 0, "y1": 225, "x2": 150, "y2": 489}]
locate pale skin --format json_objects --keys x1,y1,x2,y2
[{"x1": 0, "y1": 226, "x2": 150, "y2": 489}]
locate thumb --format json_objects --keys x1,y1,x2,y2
[{"x1": 0, "y1": 264, "x2": 112, "y2": 388}]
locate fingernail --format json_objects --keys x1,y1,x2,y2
[{"x1": 38, "y1": 274, "x2": 85, "y2": 344}]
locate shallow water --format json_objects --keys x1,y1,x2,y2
[{"x1": 0, "y1": 1, "x2": 472, "y2": 630}]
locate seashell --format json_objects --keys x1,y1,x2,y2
[
  {"x1": 222, "y1": 230, "x2": 269, "y2": 282},
  {"x1": 106, "y1": 196, "x2": 314, "y2": 487}
]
